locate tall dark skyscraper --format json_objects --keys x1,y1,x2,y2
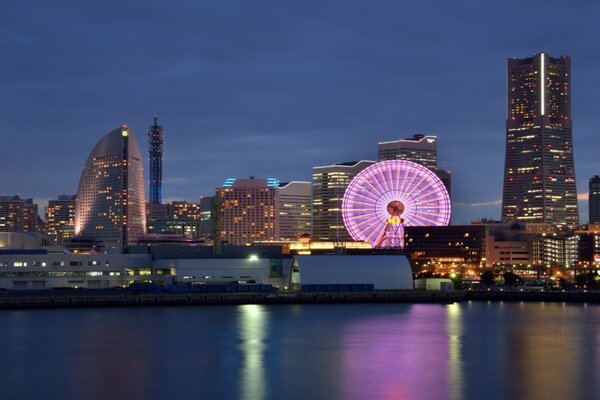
[
  {"x1": 501, "y1": 52, "x2": 579, "y2": 227},
  {"x1": 148, "y1": 116, "x2": 164, "y2": 204},
  {"x1": 589, "y1": 176, "x2": 600, "y2": 224}
]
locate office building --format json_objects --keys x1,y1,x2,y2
[
  {"x1": 148, "y1": 200, "x2": 204, "y2": 237},
  {"x1": 589, "y1": 176, "x2": 600, "y2": 224},
  {"x1": 45, "y1": 195, "x2": 76, "y2": 245},
  {"x1": 501, "y1": 52, "x2": 579, "y2": 227},
  {"x1": 148, "y1": 116, "x2": 164, "y2": 205},
  {"x1": 312, "y1": 161, "x2": 375, "y2": 241},
  {"x1": 278, "y1": 181, "x2": 311, "y2": 241},
  {"x1": 378, "y1": 134, "x2": 438, "y2": 169},
  {"x1": 0, "y1": 195, "x2": 41, "y2": 233},
  {"x1": 216, "y1": 178, "x2": 279, "y2": 245},
  {"x1": 378, "y1": 134, "x2": 451, "y2": 196},
  {"x1": 75, "y1": 125, "x2": 146, "y2": 246},
  {"x1": 200, "y1": 196, "x2": 214, "y2": 237}
]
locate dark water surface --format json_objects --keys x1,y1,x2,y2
[{"x1": 1, "y1": 302, "x2": 599, "y2": 400}]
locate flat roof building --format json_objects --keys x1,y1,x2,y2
[
  {"x1": 45, "y1": 195, "x2": 76, "y2": 245},
  {"x1": 216, "y1": 178, "x2": 279, "y2": 246},
  {"x1": 0, "y1": 195, "x2": 41, "y2": 233},
  {"x1": 312, "y1": 161, "x2": 376, "y2": 241},
  {"x1": 278, "y1": 181, "x2": 311, "y2": 241}
]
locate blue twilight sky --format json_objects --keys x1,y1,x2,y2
[{"x1": 1, "y1": 1, "x2": 599, "y2": 224}]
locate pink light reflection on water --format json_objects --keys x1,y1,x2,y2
[{"x1": 340, "y1": 304, "x2": 461, "y2": 400}]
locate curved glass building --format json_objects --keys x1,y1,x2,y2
[{"x1": 75, "y1": 126, "x2": 146, "y2": 246}]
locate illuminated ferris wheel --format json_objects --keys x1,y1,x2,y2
[{"x1": 342, "y1": 160, "x2": 451, "y2": 249}]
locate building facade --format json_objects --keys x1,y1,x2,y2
[
  {"x1": 0, "y1": 195, "x2": 41, "y2": 233},
  {"x1": 147, "y1": 200, "x2": 204, "y2": 237},
  {"x1": 501, "y1": 53, "x2": 579, "y2": 227},
  {"x1": 216, "y1": 178, "x2": 279, "y2": 245},
  {"x1": 278, "y1": 181, "x2": 311, "y2": 241},
  {"x1": 378, "y1": 134, "x2": 451, "y2": 197},
  {"x1": 75, "y1": 126, "x2": 146, "y2": 246},
  {"x1": 312, "y1": 161, "x2": 375, "y2": 241},
  {"x1": 589, "y1": 176, "x2": 600, "y2": 224},
  {"x1": 45, "y1": 195, "x2": 76, "y2": 245}
]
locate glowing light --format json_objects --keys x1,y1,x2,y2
[
  {"x1": 540, "y1": 53, "x2": 545, "y2": 115},
  {"x1": 248, "y1": 254, "x2": 259, "y2": 262},
  {"x1": 342, "y1": 160, "x2": 451, "y2": 249},
  {"x1": 122, "y1": 130, "x2": 128, "y2": 137}
]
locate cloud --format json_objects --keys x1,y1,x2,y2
[
  {"x1": 454, "y1": 199, "x2": 502, "y2": 207},
  {"x1": 578, "y1": 192, "x2": 589, "y2": 201}
]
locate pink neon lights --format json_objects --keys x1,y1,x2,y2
[{"x1": 342, "y1": 160, "x2": 451, "y2": 248}]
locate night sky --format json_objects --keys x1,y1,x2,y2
[{"x1": 1, "y1": 1, "x2": 599, "y2": 224}]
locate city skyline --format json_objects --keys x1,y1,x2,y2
[{"x1": 2, "y1": 2, "x2": 600, "y2": 224}]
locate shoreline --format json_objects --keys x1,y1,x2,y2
[{"x1": 1, "y1": 289, "x2": 600, "y2": 309}]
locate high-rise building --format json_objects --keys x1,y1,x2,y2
[
  {"x1": 378, "y1": 134, "x2": 451, "y2": 197},
  {"x1": 501, "y1": 53, "x2": 579, "y2": 227},
  {"x1": 200, "y1": 196, "x2": 214, "y2": 237},
  {"x1": 148, "y1": 116, "x2": 164, "y2": 205},
  {"x1": 45, "y1": 195, "x2": 76, "y2": 245},
  {"x1": 589, "y1": 176, "x2": 600, "y2": 224},
  {"x1": 0, "y1": 195, "x2": 41, "y2": 233},
  {"x1": 312, "y1": 161, "x2": 375, "y2": 241},
  {"x1": 378, "y1": 134, "x2": 438, "y2": 169},
  {"x1": 75, "y1": 125, "x2": 146, "y2": 246},
  {"x1": 216, "y1": 178, "x2": 279, "y2": 245},
  {"x1": 278, "y1": 181, "x2": 311, "y2": 241}
]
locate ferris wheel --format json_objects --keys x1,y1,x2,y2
[{"x1": 341, "y1": 160, "x2": 451, "y2": 248}]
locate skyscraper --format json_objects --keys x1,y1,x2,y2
[
  {"x1": 278, "y1": 181, "x2": 311, "y2": 241},
  {"x1": 378, "y1": 134, "x2": 451, "y2": 197},
  {"x1": 45, "y1": 195, "x2": 76, "y2": 245},
  {"x1": 216, "y1": 178, "x2": 279, "y2": 245},
  {"x1": 0, "y1": 195, "x2": 41, "y2": 233},
  {"x1": 75, "y1": 126, "x2": 146, "y2": 246},
  {"x1": 312, "y1": 161, "x2": 375, "y2": 241},
  {"x1": 148, "y1": 116, "x2": 164, "y2": 205},
  {"x1": 589, "y1": 176, "x2": 600, "y2": 224},
  {"x1": 378, "y1": 134, "x2": 437, "y2": 169},
  {"x1": 501, "y1": 52, "x2": 579, "y2": 227}
]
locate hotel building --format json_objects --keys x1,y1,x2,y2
[
  {"x1": 74, "y1": 126, "x2": 146, "y2": 246},
  {"x1": 216, "y1": 178, "x2": 279, "y2": 245},
  {"x1": 501, "y1": 53, "x2": 579, "y2": 227}
]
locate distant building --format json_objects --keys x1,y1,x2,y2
[
  {"x1": 403, "y1": 225, "x2": 487, "y2": 271},
  {"x1": 148, "y1": 201, "x2": 203, "y2": 237},
  {"x1": 278, "y1": 182, "x2": 311, "y2": 241},
  {"x1": 75, "y1": 125, "x2": 146, "y2": 246},
  {"x1": 312, "y1": 161, "x2": 376, "y2": 241},
  {"x1": 501, "y1": 53, "x2": 579, "y2": 227},
  {"x1": 148, "y1": 116, "x2": 164, "y2": 205},
  {"x1": 589, "y1": 176, "x2": 600, "y2": 224},
  {"x1": 216, "y1": 178, "x2": 279, "y2": 245},
  {"x1": 378, "y1": 134, "x2": 451, "y2": 197},
  {"x1": 199, "y1": 196, "x2": 214, "y2": 237},
  {"x1": 45, "y1": 195, "x2": 76, "y2": 245},
  {"x1": 0, "y1": 195, "x2": 41, "y2": 233},
  {"x1": 378, "y1": 134, "x2": 438, "y2": 169}
]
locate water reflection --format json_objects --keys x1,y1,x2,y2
[
  {"x1": 340, "y1": 305, "x2": 451, "y2": 400},
  {"x1": 0, "y1": 303, "x2": 599, "y2": 400},
  {"x1": 446, "y1": 303, "x2": 463, "y2": 400},
  {"x1": 238, "y1": 304, "x2": 267, "y2": 400}
]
